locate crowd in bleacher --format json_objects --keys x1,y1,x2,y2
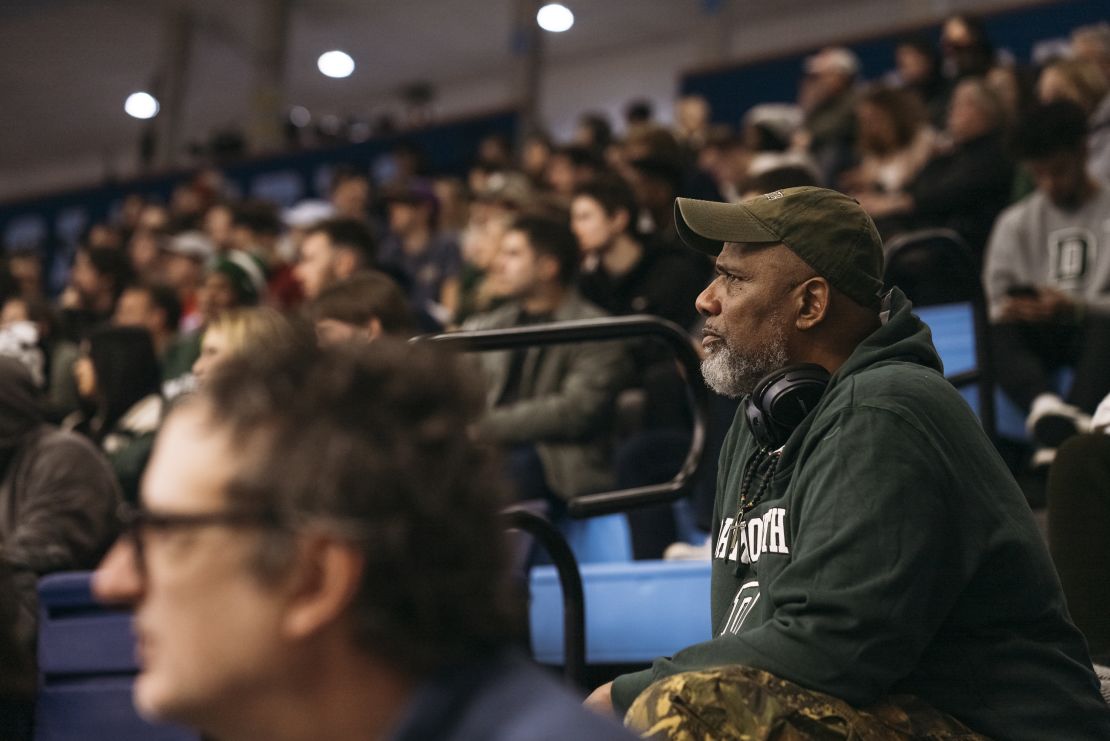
[{"x1": 3, "y1": 10, "x2": 1110, "y2": 737}]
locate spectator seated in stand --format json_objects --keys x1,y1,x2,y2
[
  {"x1": 59, "y1": 245, "x2": 134, "y2": 343},
  {"x1": 893, "y1": 35, "x2": 952, "y2": 129},
  {"x1": 795, "y1": 47, "x2": 860, "y2": 186},
  {"x1": 379, "y1": 180, "x2": 463, "y2": 326},
  {"x1": 0, "y1": 357, "x2": 121, "y2": 723},
  {"x1": 160, "y1": 231, "x2": 217, "y2": 334},
  {"x1": 983, "y1": 101, "x2": 1110, "y2": 466},
  {"x1": 462, "y1": 216, "x2": 630, "y2": 508},
  {"x1": 572, "y1": 174, "x2": 705, "y2": 331},
  {"x1": 64, "y1": 326, "x2": 164, "y2": 504},
  {"x1": 839, "y1": 85, "x2": 937, "y2": 200},
  {"x1": 858, "y1": 76, "x2": 1014, "y2": 259}
]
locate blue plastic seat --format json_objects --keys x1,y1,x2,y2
[
  {"x1": 529, "y1": 559, "x2": 711, "y2": 665},
  {"x1": 35, "y1": 572, "x2": 197, "y2": 741}
]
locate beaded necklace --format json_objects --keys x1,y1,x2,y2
[{"x1": 725, "y1": 446, "x2": 782, "y2": 565}]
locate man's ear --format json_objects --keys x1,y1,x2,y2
[
  {"x1": 281, "y1": 535, "x2": 365, "y2": 641},
  {"x1": 796, "y1": 277, "x2": 831, "y2": 330},
  {"x1": 364, "y1": 317, "x2": 383, "y2": 341}
]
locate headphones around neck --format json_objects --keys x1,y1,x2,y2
[{"x1": 743, "y1": 364, "x2": 831, "y2": 450}]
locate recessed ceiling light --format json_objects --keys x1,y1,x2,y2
[
  {"x1": 124, "y1": 92, "x2": 159, "y2": 120},
  {"x1": 318, "y1": 50, "x2": 355, "y2": 78},
  {"x1": 537, "y1": 3, "x2": 574, "y2": 33}
]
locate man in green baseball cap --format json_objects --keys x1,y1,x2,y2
[{"x1": 585, "y1": 187, "x2": 1110, "y2": 739}]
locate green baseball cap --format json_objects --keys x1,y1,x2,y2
[{"x1": 674, "y1": 186, "x2": 884, "y2": 309}]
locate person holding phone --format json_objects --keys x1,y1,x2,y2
[{"x1": 984, "y1": 100, "x2": 1110, "y2": 464}]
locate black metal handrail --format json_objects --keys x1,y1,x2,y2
[
  {"x1": 502, "y1": 507, "x2": 585, "y2": 685},
  {"x1": 420, "y1": 314, "x2": 708, "y2": 518}
]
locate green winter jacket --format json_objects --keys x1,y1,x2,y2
[{"x1": 612, "y1": 288, "x2": 1110, "y2": 739}]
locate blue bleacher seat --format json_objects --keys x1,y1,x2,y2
[
  {"x1": 529, "y1": 560, "x2": 711, "y2": 665},
  {"x1": 559, "y1": 514, "x2": 633, "y2": 564},
  {"x1": 914, "y1": 303, "x2": 983, "y2": 419},
  {"x1": 35, "y1": 572, "x2": 198, "y2": 741}
]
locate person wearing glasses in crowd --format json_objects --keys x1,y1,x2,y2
[{"x1": 92, "y1": 340, "x2": 635, "y2": 741}]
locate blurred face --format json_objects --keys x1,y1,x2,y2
[
  {"x1": 204, "y1": 206, "x2": 233, "y2": 251},
  {"x1": 490, "y1": 230, "x2": 544, "y2": 300},
  {"x1": 677, "y1": 97, "x2": 709, "y2": 132},
  {"x1": 947, "y1": 82, "x2": 994, "y2": 143},
  {"x1": 545, "y1": 156, "x2": 576, "y2": 196},
  {"x1": 570, "y1": 195, "x2": 625, "y2": 255},
  {"x1": 1, "y1": 298, "x2": 29, "y2": 327},
  {"x1": 799, "y1": 57, "x2": 850, "y2": 110},
  {"x1": 896, "y1": 45, "x2": 932, "y2": 85},
  {"x1": 114, "y1": 288, "x2": 156, "y2": 331},
  {"x1": 201, "y1": 272, "x2": 240, "y2": 320},
  {"x1": 162, "y1": 253, "x2": 203, "y2": 292},
  {"x1": 73, "y1": 352, "x2": 97, "y2": 399},
  {"x1": 138, "y1": 205, "x2": 169, "y2": 233},
  {"x1": 387, "y1": 201, "x2": 431, "y2": 235},
  {"x1": 70, "y1": 251, "x2": 104, "y2": 300},
  {"x1": 942, "y1": 18, "x2": 974, "y2": 50},
  {"x1": 695, "y1": 243, "x2": 799, "y2": 398},
  {"x1": 129, "y1": 231, "x2": 162, "y2": 279},
  {"x1": 8, "y1": 254, "x2": 42, "y2": 297},
  {"x1": 294, "y1": 232, "x2": 338, "y2": 300},
  {"x1": 461, "y1": 209, "x2": 511, "y2": 270},
  {"x1": 1037, "y1": 66, "x2": 1084, "y2": 109},
  {"x1": 192, "y1": 328, "x2": 232, "y2": 383},
  {"x1": 332, "y1": 178, "x2": 369, "y2": 218},
  {"x1": 92, "y1": 405, "x2": 290, "y2": 729},
  {"x1": 522, "y1": 139, "x2": 550, "y2": 177},
  {"x1": 856, "y1": 101, "x2": 898, "y2": 154},
  {"x1": 1028, "y1": 151, "x2": 1089, "y2": 209}
]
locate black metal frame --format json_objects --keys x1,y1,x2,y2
[
  {"x1": 883, "y1": 228, "x2": 997, "y2": 441},
  {"x1": 421, "y1": 314, "x2": 709, "y2": 517},
  {"x1": 502, "y1": 507, "x2": 585, "y2": 685}
]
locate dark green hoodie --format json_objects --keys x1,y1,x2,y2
[{"x1": 612, "y1": 289, "x2": 1110, "y2": 738}]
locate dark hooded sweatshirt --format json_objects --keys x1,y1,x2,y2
[
  {"x1": 0, "y1": 357, "x2": 120, "y2": 695},
  {"x1": 612, "y1": 289, "x2": 1110, "y2": 739}
]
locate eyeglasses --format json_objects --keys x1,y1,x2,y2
[{"x1": 116, "y1": 502, "x2": 284, "y2": 578}]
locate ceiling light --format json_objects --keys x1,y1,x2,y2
[
  {"x1": 124, "y1": 92, "x2": 159, "y2": 120},
  {"x1": 537, "y1": 3, "x2": 574, "y2": 33},
  {"x1": 317, "y1": 50, "x2": 355, "y2": 79}
]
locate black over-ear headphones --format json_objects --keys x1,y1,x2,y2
[{"x1": 743, "y1": 364, "x2": 831, "y2": 450}]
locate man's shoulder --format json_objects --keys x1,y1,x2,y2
[
  {"x1": 14, "y1": 427, "x2": 118, "y2": 486},
  {"x1": 25, "y1": 426, "x2": 105, "y2": 462},
  {"x1": 827, "y1": 361, "x2": 965, "y2": 423},
  {"x1": 993, "y1": 190, "x2": 1045, "y2": 233},
  {"x1": 461, "y1": 302, "x2": 521, "y2": 331},
  {"x1": 555, "y1": 289, "x2": 610, "y2": 321}
]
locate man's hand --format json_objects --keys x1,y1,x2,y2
[
  {"x1": 584, "y1": 681, "x2": 616, "y2": 716},
  {"x1": 998, "y1": 286, "x2": 1076, "y2": 323}
]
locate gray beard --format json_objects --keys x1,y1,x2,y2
[{"x1": 701, "y1": 325, "x2": 788, "y2": 399}]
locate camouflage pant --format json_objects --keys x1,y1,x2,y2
[{"x1": 624, "y1": 666, "x2": 989, "y2": 740}]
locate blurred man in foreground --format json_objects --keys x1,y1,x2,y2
[{"x1": 93, "y1": 340, "x2": 634, "y2": 741}]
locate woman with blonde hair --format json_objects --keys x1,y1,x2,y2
[{"x1": 191, "y1": 306, "x2": 303, "y2": 384}]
